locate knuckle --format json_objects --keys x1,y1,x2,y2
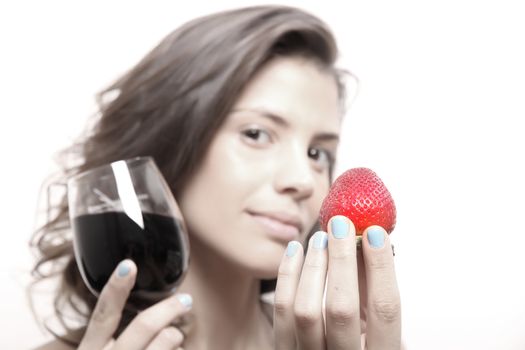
[
  {"x1": 293, "y1": 304, "x2": 320, "y2": 329},
  {"x1": 91, "y1": 299, "x2": 109, "y2": 323},
  {"x1": 276, "y1": 271, "x2": 292, "y2": 285},
  {"x1": 90, "y1": 279, "x2": 131, "y2": 327},
  {"x1": 277, "y1": 260, "x2": 296, "y2": 276},
  {"x1": 325, "y1": 301, "x2": 360, "y2": 327},
  {"x1": 371, "y1": 298, "x2": 401, "y2": 323},
  {"x1": 367, "y1": 253, "x2": 391, "y2": 270},
  {"x1": 134, "y1": 314, "x2": 160, "y2": 334},
  {"x1": 330, "y1": 246, "x2": 355, "y2": 260},
  {"x1": 273, "y1": 297, "x2": 293, "y2": 317},
  {"x1": 303, "y1": 258, "x2": 324, "y2": 269},
  {"x1": 91, "y1": 299, "x2": 119, "y2": 326},
  {"x1": 159, "y1": 327, "x2": 184, "y2": 345}
]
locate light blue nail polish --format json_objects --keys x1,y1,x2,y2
[
  {"x1": 331, "y1": 216, "x2": 349, "y2": 239},
  {"x1": 177, "y1": 293, "x2": 193, "y2": 308},
  {"x1": 313, "y1": 231, "x2": 328, "y2": 250},
  {"x1": 368, "y1": 227, "x2": 385, "y2": 248},
  {"x1": 286, "y1": 241, "x2": 300, "y2": 257},
  {"x1": 117, "y1": 261, "x2": 130, "y2": 277}
]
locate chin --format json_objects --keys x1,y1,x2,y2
[
  {"x1": 245, "y1": 245, "x2": 285, "y2": 280},
  {"x1": 254, "y1": 269, "x2": 279, "y2": 281}
]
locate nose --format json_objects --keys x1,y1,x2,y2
[{"x1": 273, "y1": 144, "x2": 315, "y2": 201}]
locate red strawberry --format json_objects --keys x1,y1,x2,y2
[{"x1": 319, "y1": 167, "x2": 396, "y2": 236}]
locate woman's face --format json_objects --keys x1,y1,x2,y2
[{"x1": 178, "y1": 57, "x2": 342, "y2": 278}]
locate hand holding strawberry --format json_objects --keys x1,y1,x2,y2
[{"x1": 274, "y1": 167, "x2": 402, "y2": 349}]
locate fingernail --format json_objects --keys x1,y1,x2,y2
[
  {"x1": 177, "y1": 293, "x2": 193, "y2": 309},
  {"x1": 117, "y1": 261, "x2": 130, "y2": 278},
  {"x1": 331, "y1": 216, "x2": 349, "y2": 239},
  {"x1": 313, "y1": 231, "x2": 328, "y2": 250},
  {"x1": 367, "y1": 227, "x2": 385, "y2": 248},
  {"x1": 286, "y1": 241, "x2": 300, "y2": 257}
]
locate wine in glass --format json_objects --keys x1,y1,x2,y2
[{"x1": 67, "y1": 156, "x2": 189, "y2": 307}]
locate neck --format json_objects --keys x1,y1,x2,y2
[{"x1": 176, "y1": 237, "x2": 273, "y2": 349}]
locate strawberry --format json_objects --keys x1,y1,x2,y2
[{"x1": 319, "y1": 167, "x2": 396, "y2": 237}]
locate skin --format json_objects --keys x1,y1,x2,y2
[{"x1": 35, "y1": 57, "x2": 402, "y2": 349}]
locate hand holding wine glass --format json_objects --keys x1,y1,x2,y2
[{"x1": 67, "y1": 157, "x2": 192, "y2": 347}]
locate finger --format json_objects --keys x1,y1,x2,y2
[
  {"x1": 145, "y1": 326, "x2": 184, "y2": 350},
  {"x1": 102, "y1": 339, "x2": 116, "y2": 350},
  {"x1": 325, "y1": 216, "x2": 362, "y2": 350},
  {"x1": 362, "y1": 226, "x2": 402, "y2": 350},
  {"x1": 294, "y1": 231, "x2": 329, "y2": 350},
  {"x1": 274, "y1": 241, "x2": 304, "y2": 350},
  {"x1": 80, "y1": 259, "x2": 137, "y2": 350},
  {"x1": 114, "y1": 293, "x2": 193, "y2": 350},
  {"x1": 356, "y1": 246, "x2": 368, "y2": 335}
]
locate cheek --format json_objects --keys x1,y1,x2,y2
[
  {"x1": 314, "y1": 175, "x2": 331, "y2": 207},
  {"x1": 298, "y1": 182, "x2": 329, "y2": 245},
  {"x1": 178, "y1": 137, "x2": 261, "y2": 236},
  {"x1": 307, "y1": 178, "x2": 330, "y2": 222}
]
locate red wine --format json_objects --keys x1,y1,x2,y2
[{"x1": 72, "y1": 211, "x2": 186, "y2": 300}]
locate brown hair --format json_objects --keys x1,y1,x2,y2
[{"x1": 29, "y1": 5, "x2": 348, "y2": 343}]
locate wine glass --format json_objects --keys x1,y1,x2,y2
[{"x1": 67, "y1": 156, "x2": 189, "y2": 307}]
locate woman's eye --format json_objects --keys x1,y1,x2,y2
[
  {"x1": 308, "y1": 147, "x2": 333, "y2": 170},
  {"x1": 241, "y1": 128, "x2": 272, "y2": 144}
]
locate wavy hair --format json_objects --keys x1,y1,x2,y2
[{"x1": 29, "y1": 5, "x2": 349, "y2": 344}]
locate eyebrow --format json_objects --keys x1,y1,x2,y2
[{"x1": 231, "y1": 108, "x2": 340, "y2": 142}]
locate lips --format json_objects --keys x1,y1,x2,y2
[{"x1": 248, "y1": 210, "x2": 303, "y2": 242}]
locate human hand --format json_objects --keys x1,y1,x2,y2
[
  {"x1": 78, "y1": 260, "x2": 192, "y2": 350},
  {"x1": 273, "y1": 215, "x2": 401, "y2": 350}
]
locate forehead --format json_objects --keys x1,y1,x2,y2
[{"x1": 232, "y1": 56, "x2": 341, "y2": 132}]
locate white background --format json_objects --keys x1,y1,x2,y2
[{"x1": 1, "y1": 1, "x2": 524, "y2": 349}]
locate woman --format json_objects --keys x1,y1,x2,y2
[{"x1": 31, "y1": 5, "x2": 402, "y2": 349}]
